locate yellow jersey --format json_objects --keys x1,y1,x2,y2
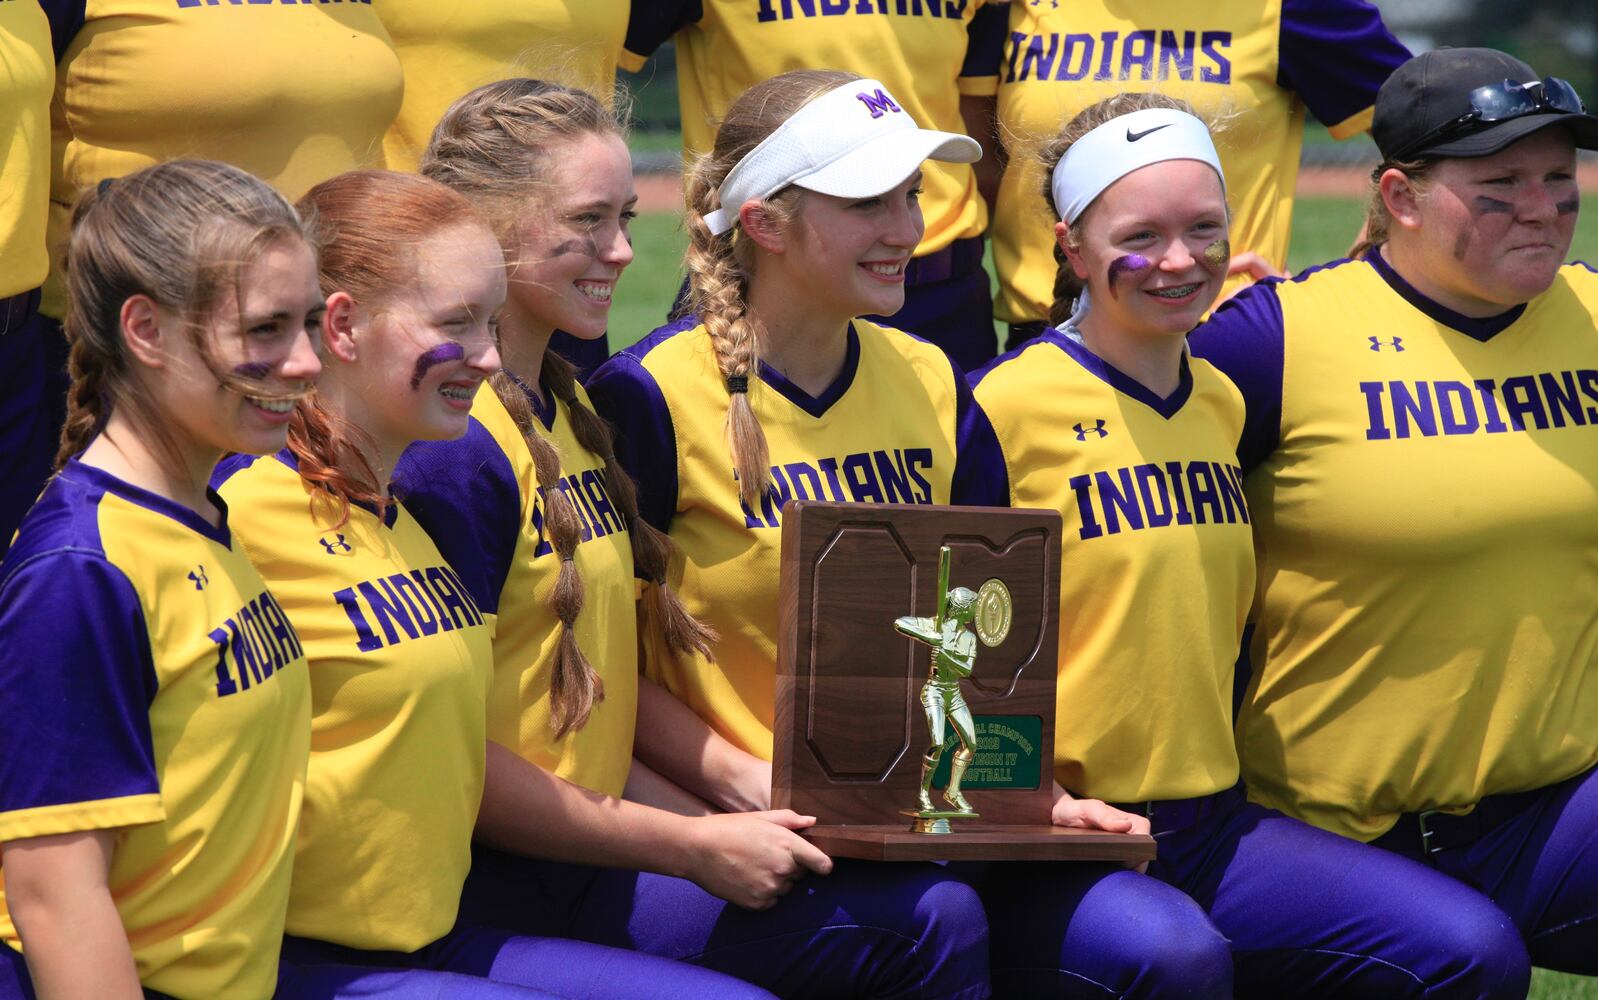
[
  {"x1": 0, "y1": 458, "x2": 309, "y2": 1000},
  {"x1": 589, "y1": 317, "x2": 1006, "y2": 758},
  {"x1": 397, "y1": 381, "x2": 639, "y2": 798},
  {"x1": 984, "y1": 0, "x2": 1408, "y2": 324},
  {"x1": 377, "y1": 0, "x2": 629, "y2": 171},
  {"x1": 42, "y1": 0, "x2": 403, "y2": 316},
  {"x1": 1, "y1": 0, "x2": 52, "y2": 299},
  {"x1": 214, "y1": 451, "x2": 494, "y2": 952},
  {"x1": 974, "y1": 331, "x2": 1254, "y2": 801},
  {"x1": 622, "y1": 0, "x2": 1005, "y2": 256},
  {"x1": 1189, "y1": 256, "x2": 1598, "y2": 841}
]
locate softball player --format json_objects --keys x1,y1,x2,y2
[
  {"x1": 396, "y1": 79, "x2": 993, "y2": 1000},
  {"x1": 1189, "y1": 48, "x2": 1598, "y2": 974},
  {"x1": 589, "y1": 70, "x2": 1008, "y2": 769},
  {"x1": 214, "y1": 169, "x2": 773, "y2": 999},
  {"x1": 971, "y1": 94, "x2": 1532, "y2": 998},
  {"x1": 374, "y1": 0, "x2": 630, "y2": 376},
  {"x1": 0, "y1": 0, "x2": 54, "y2": 552},
  {"x1": 982, "y1": 0, "x2": 1410, "y2": 348},
  {"x1": 623, "y1": 0, "x2": 1011, "y2": 372},
  {"x1": 0, "y1": 161, "x2": 322, "y2": 1000}
]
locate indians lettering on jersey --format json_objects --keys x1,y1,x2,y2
[
  {"x1": 739, "y1": 447, "x2": 936, "y2": 528},
  {"x1": 1360, "y1": 370, "x2": 1598, "y2": 440},
  {"x1": 1071, "y1": 461, "x2": 1249, "y2": 540},
  {"x1": 333, "y1": 565, "x2": 485, "y2": 653},
  {"x1": 207, "y1": 589, "x2": 304, "y2": 698},
  {"x1": 757, "y1": 0, "x2": 969, "y2": 23},
  {"x1": 530, "y1": 466, "x2": 630, "y2": 556},
  {"x1": 1003, "y1": 29, "x2": 1232, "y2": 84}
]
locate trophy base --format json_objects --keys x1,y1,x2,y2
[
  {"x1": 900, "y1": 808, "x2": 981, "y2": 835},
  {"x1": 803, "y1": 824, "x2": 1156, "y2": 862}
]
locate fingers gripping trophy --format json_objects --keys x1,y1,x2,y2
[{"x1": 894, "y1": 546, "x2": 1012, "y2": 834}]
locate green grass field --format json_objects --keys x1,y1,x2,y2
[
  {"x1": 608, "y1": 198, "x2": 1598, "y2": 1000},
  {"x1": 611, "y1": 196, "x2": 1598, "y2": 353}
]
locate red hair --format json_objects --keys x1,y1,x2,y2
[{"x1": 291, "y1": 170, "x2": 493, "y2": 527}]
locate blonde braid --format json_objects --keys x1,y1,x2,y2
[
  {"x1": 545, "y1": 353, "x2": 719, "y2": 660},
  {"x1": 490, "y1": 368, "x2": 601, "y2": 738}
]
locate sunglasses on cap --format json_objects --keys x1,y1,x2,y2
[{"x1": 1391, "y1": 76, "x2": 1586, "y2": 161}]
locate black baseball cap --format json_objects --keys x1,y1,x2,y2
[{"x1": 1373, "y1": 48, "x2": 1598, "y2": 161}]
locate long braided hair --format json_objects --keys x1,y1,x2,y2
[
  {"x1": 57, "y1": 160, "x2": 309, "y2": 468},
  {"x1": 681, "y1": 69, "x2": 860, "y2": 512},
  {"x1": 422, "y1": 78, "x2": 715, "y2": 737}
]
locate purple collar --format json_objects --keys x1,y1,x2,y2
[
  {"x1": 1368, "y1": 250, "x2": 1526, "y2": 342},
  {"x1": 757, "y1": 324, "x2": 862, "y2": 418},
  {"x1": 1042, "y1": 328, "x2": 1193, "y2": 419},
  {"x1": 64, "y1": 457, "x2": 232, "y2": 546}
]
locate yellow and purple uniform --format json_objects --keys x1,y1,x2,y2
[
  {"x1": 214, "y1": 451, "x2": 493, "y2": 952},
  {"x1": 396, "y1": 380, "x2": 638, "y2": 797},
  {"x1": 972, "y1": 332, "x2": 1254, "y2": 802},
  {"x1": 38, "y1": 0, "x2": 404, "y2": 318},
  {"x1": 376, "y1": 0, "x2": 629, "y2": 171},
  {"x1": 1189, "y1": 256, "x2": 1598, "y2": 842},
  {"x1": 0, "y1": 0, "x2": 59, "y2": 554},
  {"x1": 589, "y1": 317, "x2": 1006, "y2": 759},
  {"x1": 981, "y1": 0, "x2": 1409, "y2": 327},
  {"x1": 0, "y1": 459, "x2": 310, "y2": 999},
  {"x1": 622, "y1": 0, "x2": 1002, "y2": 262}
]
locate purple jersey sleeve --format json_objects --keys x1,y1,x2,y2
[
  {"x1": 952, "y1": 370, "x2": 1010, "y2": 507},
  {"x1": 587, "y1": 353, "x2": 679, "y2": 533},
  {"x1": 1186, "y1": 281, "x2": 1287, "y2": 473},
  {"x1": 0, "y1": 551, "x2": 160, "y2": 829},
  {"x1": 392, "y1": 419, "x2": 522, "y2": 616},
  {"x1": 962, "y1": 4, "x2": 1010, "y2": 79},
  {"x1": 624, "y1": 0, "x2": 700, "y2": 60},
  {"x1": 1277, "y1": 0, "x2": 1410, "y2": 132}
]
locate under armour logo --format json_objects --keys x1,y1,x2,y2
[
  {"x1": 856, "y1": 89, "x2": 902, "y2": 119},
  {"x1": 1073, "y1": 419, "x2": 1109, "y2": 441},
  {"x1": 1368, "y1": 336, "x2": 1405, "y2": 353},
  {"x1": 188, "y1": 566, "x2": 208, "y2": 591},
  {"x1": 319, "y1": 534, "x2": 352, "y2": 554}
]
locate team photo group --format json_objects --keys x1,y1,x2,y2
[{"x1": 0, "y1": 0, "x2": 1594, "y2": 997}]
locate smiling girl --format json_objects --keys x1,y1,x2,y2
[
  {"x1": 213, "y1": 169, "x2": 767, "y2": 998},
  {"x1": 392, "y1": 78, "x2": 991, "y2": 1000},
  {"x1": 971, "y1": 94, "x2": 1531, "y2": 998},
  {"x1": 0, "y1": 160, "x2": 323, "y2": 1000}
]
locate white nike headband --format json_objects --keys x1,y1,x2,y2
[
  {"x1": 1050, "y1": 108, "x2": 1225, "y2": 224},
  {"x1": 701, "y1": 78, "x2": 982, "y2": 236}
]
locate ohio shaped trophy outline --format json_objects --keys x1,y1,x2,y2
[{"x1": 772, "y1": 500, "x2": 1156, "y2": 862}]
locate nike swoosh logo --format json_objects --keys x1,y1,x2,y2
[{"x1": 1126, "y1": 124, "x2": 1172, "y2": 142}]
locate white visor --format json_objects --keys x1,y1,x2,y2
[
  {"x1": 701, "y1": 78, "x2": 982, "y2": 236},
  {"x1": 1050, "y1": 108, "x2": 1225, "y2": 224}
]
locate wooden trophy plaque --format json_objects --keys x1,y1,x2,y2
[{"x1": 773, "y1": 501, "x2": 1155, "y2": 862}]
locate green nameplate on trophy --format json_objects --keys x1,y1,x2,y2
[{"x1": 773, "y1": 501, "x2": 1155, "y2": 862}]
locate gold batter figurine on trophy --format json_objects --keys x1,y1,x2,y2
[{"x1": 893, "y1": 545, "x2": 1012, "y2": 834}]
